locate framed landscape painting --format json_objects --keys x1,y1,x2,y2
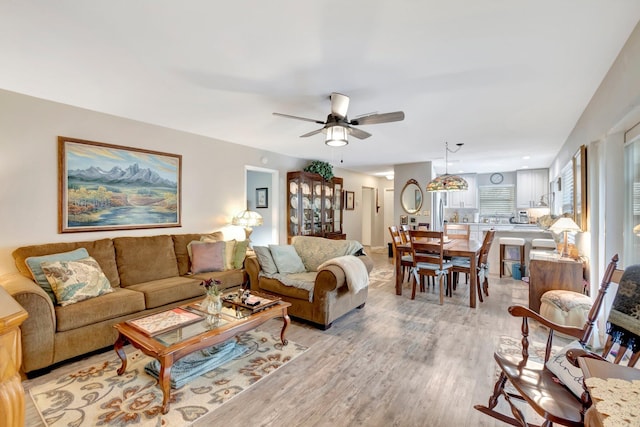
[{"x1": 58, "y1": 137, "x2": 182, "y2": 233}]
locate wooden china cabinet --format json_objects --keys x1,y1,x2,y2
[{"x1": 287, "y1": 171, "x2": 345, "y2": 242}]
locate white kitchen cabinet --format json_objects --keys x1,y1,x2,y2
[
  {"x1": 516, "y1": 169, "x2": 548, "y2": 208},
  {"x1": 445, "y1": 174, "x2": 477, "y2": 208}
]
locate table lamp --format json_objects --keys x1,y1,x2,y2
[
  {"x1": 549, "y1": 217, "x2": 581, "y2": 258},
  {"x1": 232, "y1": 209, "x2": 263, "y2": 244}
]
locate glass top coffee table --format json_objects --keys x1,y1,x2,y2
[{"x1": 113, "y1": 292, "x2": 291, "y2": 414}]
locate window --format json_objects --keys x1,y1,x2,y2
[
  {"x1": 561, "y1": 162, "x2": 574, "y2": 216},
  {"x1": 479, "y1": 185, "x2": 515, "y2": 216},
  {"x1": 624, "y1": 131, "x2": 640, "y2": 266}
]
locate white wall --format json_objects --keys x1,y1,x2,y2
[
  {"x1": 548, "y1": 21, "x2": 640, "y2": 287},
  {"x1": 246, "y1": 169, "x2": 274, "y2": 246},
  {"x1": 393, "y1": 162, "x2": 433, "y2": 226},
  {"x1": 0, "y1": 89, "x2": 383, "y2": 276}
]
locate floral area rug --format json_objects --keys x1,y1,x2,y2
[{"x1": 30, "y1": 330, "x2": 308, "y2": 427}]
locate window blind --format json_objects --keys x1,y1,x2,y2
[
  {"x1": 561, "y1": 163, "x2": 574, "y2": 215},
  {"x1": 479, "y1": 185, "x2": 515, "y2": 216}
]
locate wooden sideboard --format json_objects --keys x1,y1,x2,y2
[
  {"x1": 0, "y1": 286, "x2": 28, "y2": 427},
  {"x1": 528, "y1": 258, "x2": 584, "y2": 313}
]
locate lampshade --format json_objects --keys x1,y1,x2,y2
[
  {"x1": 426, "y1": 174, "x2": 469, "y2": 192},
  {"x1": 549, "y1": 217, "x2": 581, "y2": 233},
  {"x1": 232, "y1": 209, "x2": 263, "y2": 228},
  {"x1": 325, "y1": 126, "x2": 348, "y2": 147},
  {"x1": 426, "y1": 141, "x2": 468, "y2": 192},
  {"x1": 549, "y1": 217, "x2": 581, "y2": 258}
]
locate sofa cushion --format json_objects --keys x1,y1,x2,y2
[
  {"x1": 25, "y1": 248, "x2": 89, "y2": 303},
  {"x1": 172, "y1": 232, "x2": 224, "y2": 276},
  {"x1": 190, "y1": 269, "x2": 246, "y2": 289},
  {"x1": 253, "y1": 246, "x2": 278, "y2": 274},
  {"x1": 258, "y1": 275, "x2": 313, "y2": 301},
  {"x1": 14, "y1": 239, "x2": 120, "y2": 287},
  {"x1": 41, "y1": 256, "x2": 113, "y2": 306},
  {"x1": 269, "y1": 245, "x2": 306, "y2": 274},
  {"x1": 190, "y1": 241, "x2": 225, "y2": 273},
  {"x1": 292, "y1": 236, "x2": 364, "y2": 271},
  {"x1": 114, "y1": 235, "x2": 180, "y2": 287},
  {"x1": 55, "y1": 287, "x2": 145, "y2": 332},
  {"x1": 126, "y1": 276, "x2": 203, "y2": 309}
]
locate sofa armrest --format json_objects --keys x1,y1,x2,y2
[
  {"x1": 0, "y1": 273, "x2": 56, "y2": 373},
  {"x1": 245, "y1": 255, "x2": 261, "y2": 291},
  {"x1": 315, "y1": 255, "x2": 373, "y2": 297}
]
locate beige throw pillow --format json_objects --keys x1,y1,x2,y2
[{"x1": 41, "y1": 256, "x2": 113, "y2": 306}]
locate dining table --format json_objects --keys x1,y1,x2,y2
[{"x1": 395, "y1": 239, "x2": 483, "y2": 308}]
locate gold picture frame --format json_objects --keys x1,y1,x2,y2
[{"x1": 58, "y1": 137, "x2": 182, "y2": 233}]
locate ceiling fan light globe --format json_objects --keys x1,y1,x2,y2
[{"x1": 325, "y1": 126, "x2": 348, "y2": 147}]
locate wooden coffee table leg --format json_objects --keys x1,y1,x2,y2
[
  {"x1": 114, "y1": 333, "x2": 128, "y2": 375},
  {"x1": 159, "y1": 360, "x2": 172, "y2": 414},
  {"x1": 280, "y1": 310, "x2": 290, "y2": 346}
]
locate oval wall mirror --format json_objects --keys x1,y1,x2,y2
[{"x1": 401, "y1": 179, "x2": 423, "y2": 214}]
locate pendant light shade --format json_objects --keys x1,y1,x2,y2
[
  {"x1": 426, "y1": 174, "x2": 469, "y2": 192},
  {"x1": 426, "y1": 142, "x2": 468, "y2": 192}
]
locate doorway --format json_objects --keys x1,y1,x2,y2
[
  {"x1": 361, "y1": 187, "x2": 374, "y2": 246},
  {"x1": 245, "y1": 166, "x2": 279, "y2": 246}
]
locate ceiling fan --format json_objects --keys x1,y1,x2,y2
[{"x1": 273, "y1": 92, "x2": 405, "y2": 147}]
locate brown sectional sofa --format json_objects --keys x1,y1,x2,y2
[
  {"x1": 246, "y1": 236, "x2": 373, "y2": 329},
  {"x1": 0, "y1": 232, "x2": 246, "y2": 374}
]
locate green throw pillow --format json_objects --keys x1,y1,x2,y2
[
  {"x1": 269, "y1": 245, "x2": 306, "y2": 274},
  {"x1": 25, "y1": 248, "x2": 90, "y2": 303},
  {"x1": 232, "y1": 240, "x2": 249, "y2": 269},
  {"x1": 253, "y1": 246, "x2": 278, "y2": 275}
]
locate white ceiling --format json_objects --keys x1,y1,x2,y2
[{"x1": 2, "y1": 1, "x2": 639, "y2": 177}]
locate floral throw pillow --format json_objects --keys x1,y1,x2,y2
[{"x1": 40, "y1": 256, "x2": 113, "y2": 306}]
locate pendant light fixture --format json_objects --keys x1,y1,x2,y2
[{"x1": 426, "y1": 142, "x2": 468, "y2": 192}]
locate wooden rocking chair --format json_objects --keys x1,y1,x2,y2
[{"x1": 474, "y1": 254, "x2": 634, "y2": 427}]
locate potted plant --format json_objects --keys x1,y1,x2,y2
[{"x1": 304, "y1": 160, "x2": 334, "y2": 181}]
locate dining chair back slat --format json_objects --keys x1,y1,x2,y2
[{"x1": 444, "y1": 223, "x2": 470, "y2": 240}]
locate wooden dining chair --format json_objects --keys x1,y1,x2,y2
[
  {"x1": 400, "y1": 224, "x2": 411, "y2": 243},
  {"x1": 474, "y1": 255, "x2": 637, "y2": 427},
  {"x1": 450, "y1": 229, "x2": 495, "y2": 302},
  {"x1": 389, "y1": 226, "x2": 412, "y2": 283},
  {"x1": 408, "y1": 230, "x2": 452, "y2": 304},
  {"x1": 445, "y1": 223, "x2": 471, "y2": 286},
  {"x1": 444, "y1": 223, "x2": 470, "y2": 240}
]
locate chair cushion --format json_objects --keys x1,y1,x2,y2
[
  {"x1": 41, "y1": 256, "x2": 113, "y2": 306},
  {"x1": 499, "y1": 237, "x2": 525, "y2": 246},
  {"x1": 451, "y1": 257, "x2": 470, "y2": 267},
  {"x1": 416, "y1": 261, "x2": 453, "y2": 271},
  {"x1": 540, "y1": 290, "x2": 592, "y2": 329}
]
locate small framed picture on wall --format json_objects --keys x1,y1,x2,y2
[
  {"x1": 256, "y1": 188, "x2": 268, "y2": 208},
  {"x1": 345, "y1": 191, "x2": 355, "y2": 210}
]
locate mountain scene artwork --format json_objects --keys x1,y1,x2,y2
[{"x1": 59, "y1": 138, "x2": 181, "y2": 232}]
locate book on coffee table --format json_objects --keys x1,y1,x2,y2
[{"x1": 126, "y1": 308, "x2": 203, "y2": 337}]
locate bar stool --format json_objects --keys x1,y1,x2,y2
[{"x1": 499, "y1": 237, "x2": 525, "y2": 278}]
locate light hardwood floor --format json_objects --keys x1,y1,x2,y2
[{"x1": 22, "y1": 248, "x2": 549, "y2": 426}]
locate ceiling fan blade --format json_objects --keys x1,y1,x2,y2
[
  {"x1": 349, "y1": 127, "x2": 372, "y2": 140},
  {"x1": 330, "y1": 93, "x2": 349, "y2": 119},
  {"x1": 350, "y1": 111, "x2": 405, "y2": 126},
  {"x1": 300, "y1": 128, "x2": 324, "y2": 138},
  {"x1": 273, "y1": 112, "x2": 325, "y2": 124}
]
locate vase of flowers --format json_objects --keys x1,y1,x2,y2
[{"x1": 200, "y1": 278, "x2": 222, "y2": 326}]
